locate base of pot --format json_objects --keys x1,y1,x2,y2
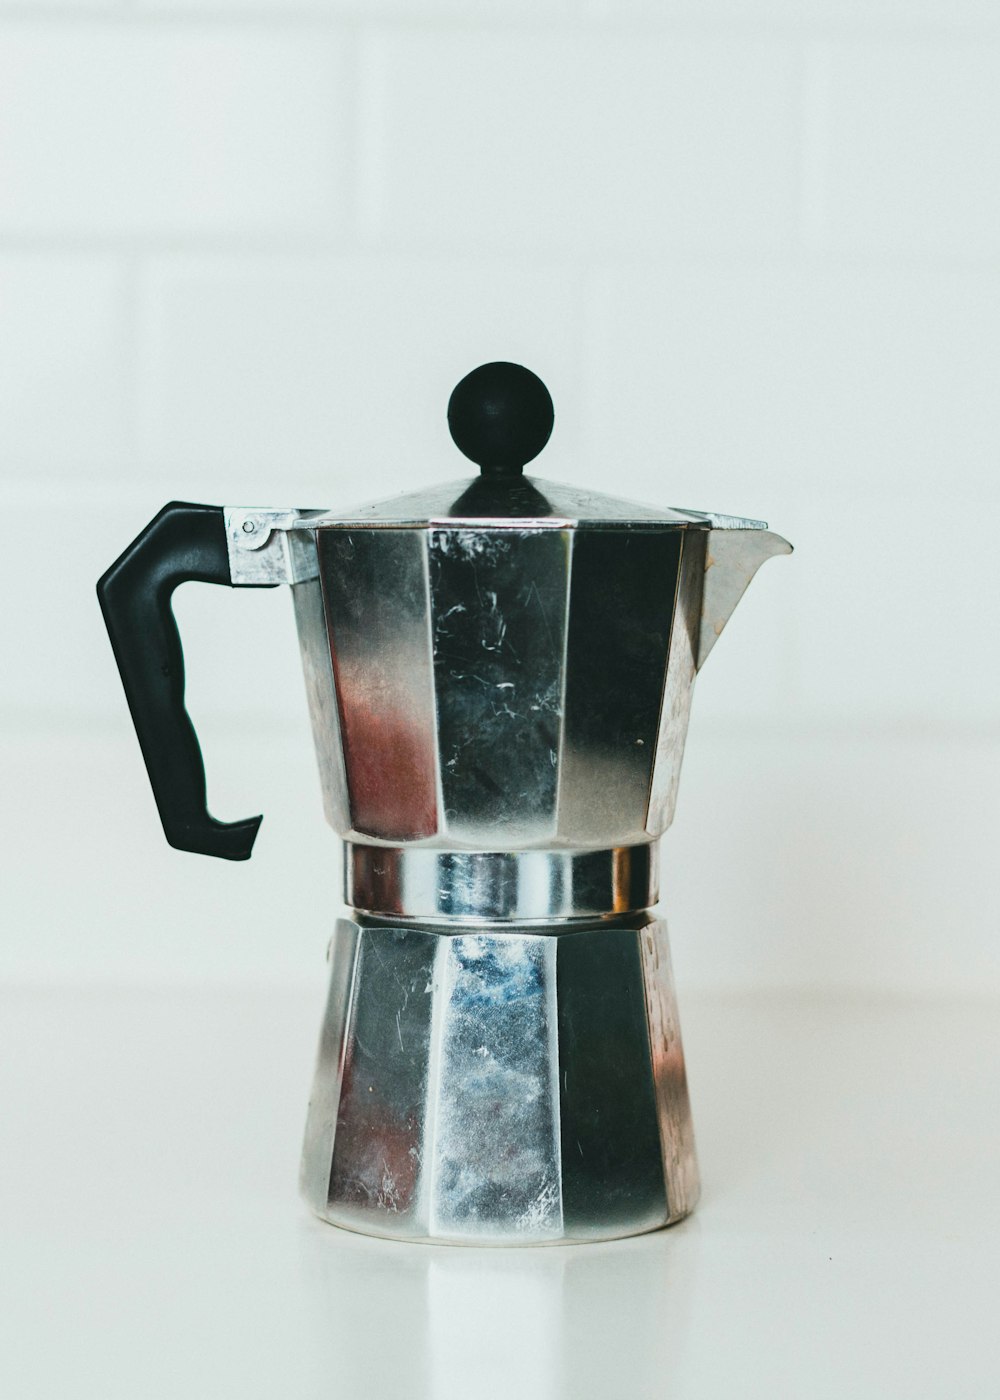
[{"x1": 300, "y1": 914, "x2": 699, "y2": 1246}]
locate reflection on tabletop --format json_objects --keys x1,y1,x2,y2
[{"x1": 297, "y1": 1217, "x2": 698, "y2": 1400}]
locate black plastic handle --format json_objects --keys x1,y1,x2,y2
[{"x1": 97, "y1": 501, "x2": 272, "y2": 860}]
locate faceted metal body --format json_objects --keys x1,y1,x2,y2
[
  {"x1": 220, "y1": 479, "x2": 790, "y2": 1245},
  {"x1": 226, "y1": 488, "x2": 789, "y2": 864},
  {"x1": 292, "y1": 525, "x2": 701, "y2": 849},
  {"x1": 301, "y1": 916, "x2": 698, "y2": 1245}
]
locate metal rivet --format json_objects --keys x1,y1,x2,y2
[{"x1": 242, "y1": 519, "x2": 256, "y2": 534}]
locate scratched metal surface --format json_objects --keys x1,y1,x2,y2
[
  {"x1": 302, "y1": 917, "x2": 698, "y2": 1245},
  {"x1": 429, "y1": 528, "x2": 568, "y2": 846},
  {"x1": 229, "y1": 494, "x2": 789, "y2": 867},
  {"x1": 293, "y1": 524, "x2": 723, "y2": 852},
  {"x1": 320, "y1": 923, "x2": 437, "y2": 1234},
  {"x1": 428, "y1": 933, "x2": 562, "y2": 1241}
]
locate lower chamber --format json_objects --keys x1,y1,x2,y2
[{"x1": 300, "y1": 915, "x2": 699, "y2": 1246}]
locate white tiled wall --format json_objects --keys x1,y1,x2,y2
[{"x1": 2, "y1": 4, "x2": 998, "y2": 995}]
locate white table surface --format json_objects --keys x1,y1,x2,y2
[{"x1": 3, "y1": 985, "x2": 998, "y2": 1399}]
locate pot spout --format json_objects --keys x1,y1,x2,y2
[{"x1": 697, "y1": 525, "x2": 792, "y2": 670}]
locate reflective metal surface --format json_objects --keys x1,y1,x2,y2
[
  {"x1": 292, "y1": 523, "x2": 718, "y2": 855},
  {"x1": 320, "y1": 528, "x2": 440, "y2": 840},
  {"x1": 429, "y1": 528, "x2": 567, "y2": 845},
  {"x1": 221, "y1": 481, "x2": 787, "y2": 1247},
  {"x1": 648, "y1": 527, "x2": 704, "y2": 833},
  {"x1": 291, "y1": 577, "x2": 350, "y2": 832},
  {"x1": 556, "y1": 528, "x2": 682, "y2": 845},
  {"x1": 224, "y1": 507, "x2": 319, "y2": 585},
  {"x1": 345, "y1": 843, "x2": 659, "y2": 922},
  {"x1": 298, "y1": 475, "x2": 729, "y2": 529},
  {"x1": 699, "y1": 527, "x2": 792, "y2": 668},
  {"x1": 224, "y1": 502, "x2": 790, "y2": 889},
  {"x1": 301, "y1": 916, "x2": 699, "y2": 1245}
]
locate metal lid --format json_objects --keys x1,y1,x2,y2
[
  {"x1": 304, "y1": 361, "x2": 765, "y2": 532},
  {"x1": 304, "y1": 476, "x2": 733, "y2": 530}
]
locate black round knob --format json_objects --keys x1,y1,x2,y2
[{"x1": 447, "y1": 362, "x2": 554, "y2": 475}]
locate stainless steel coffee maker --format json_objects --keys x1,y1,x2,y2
[{"x1": 99, "y1": 362, "x2": 790, "y2": 1246}]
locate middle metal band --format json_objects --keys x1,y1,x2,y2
[{"x1": 344, "y1": 842, "x2": 660, "y2": 922}]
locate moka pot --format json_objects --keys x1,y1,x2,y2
[{"x1": 98, "y1": 362, "x2": 791, "y2": 1245}]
